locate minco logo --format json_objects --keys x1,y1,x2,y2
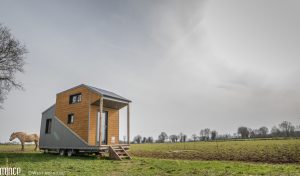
[{"x1": 0, "y1": 167, "x2": 21, "y2": 175}]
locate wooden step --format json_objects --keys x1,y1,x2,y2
[
  {"x1": 114, "y1": 149, "x2": 123, "y2": 151},
  {"x1": 115, "y1": 150, "x2": 125, "y2": 152},
  {"x1": 108, "y1": 145, "x2": 132, "y2": 160},
  {"x1": 112, "y1": 148, "x2": 122, "y2": 150}
]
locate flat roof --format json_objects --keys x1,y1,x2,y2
[{"x1": 84, "y1": 84, "x2": 131, "y2": 103}]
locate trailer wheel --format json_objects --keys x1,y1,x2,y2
[
  {"x1": 59, "y1": 149, "x2": 65, "y2": 156},
  {"x1": 67, "y1": 150, "x2": 73, "y2": 157}
]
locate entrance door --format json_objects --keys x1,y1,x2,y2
[{"x1": 96, "y1": 111, "x2": 108, "y2": 145}]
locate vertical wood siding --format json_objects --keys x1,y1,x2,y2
[
  {"x1": 55, "y1": 86, "x2": 90, "y2": 142},
  {"x1": 55, "y1": 85, "x2": 120, "y2": 145},
  {"x1": 105, "y1": 107, "x2": 119, "y2": 145},
  {"x1": 88, "y1": 106, "x2": 119, "y2": 145}
]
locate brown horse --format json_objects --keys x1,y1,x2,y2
[{"x1": 9, "y1": 132, "x2": 39, "y2": 151}]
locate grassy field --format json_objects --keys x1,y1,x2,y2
[
  {"x1": 0, "y1": 140, "x2": 299, "y2": 176},
  {"x1": 130, "y1": 139, "x2": 300, "y2": 163}
]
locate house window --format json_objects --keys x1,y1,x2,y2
[
  {"x1": 69, "y1": 93, "x2": 82, "y2": 104},
  {"x1": 68, "y1": 114, "x2": 74, "y2": 124},
  {"x1": 45, "y1": 119, "x2": 52, "y2": 134}
]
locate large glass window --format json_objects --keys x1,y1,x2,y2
[{"x1": 96, "y1": 111, "x2": 108, "y2": 145}]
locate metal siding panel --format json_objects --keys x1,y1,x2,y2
[
  {"x1": 85, "y1": 85, "x2": 131, "y2": 102},
  {"x1": 39, "y1": 105, "x2": 95, "y2": 149}
]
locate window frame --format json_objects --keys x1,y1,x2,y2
[
  {"x1": 67, "y1": 113, "x2": 74, "y2": 124},
  {"x1": 69, "y1": 93, "x2": 82, "y2": 104},
  {"x1": 45, "y1": 119, "x2": 52, "y2": 134}
]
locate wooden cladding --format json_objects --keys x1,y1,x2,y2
[
  {"x1": 55, "y1": 85, "x2": 120, "y2": 146},
  {"x1": 87, "y1": 106, "x2": 119, "y2": 146},
  {"x1": 106, "y1": 107, "x2": 119, "y2": 145},
  {"x1": 55, "y1": 86, "x2": 91, "y2": 142}
]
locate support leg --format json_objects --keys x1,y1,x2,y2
[
  {"x1": 127, "y1": 104, "x2": 130, "y2": 144},
  {"x1": 99, "y1": 98, "x2": 103, "y2": 146},
  {"x1": 34, "y1": 141, "x2": 38, "y2": 151}
]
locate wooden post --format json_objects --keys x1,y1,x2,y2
[
  {"x1": 88, "y1": 93, "x2": 91, "y2": 144},
  {"x1": 127, "y1": 103, "x2": 130, "y2": 144},
  {"x1": 99, "y1": 97, "x2": 103, "y2": 146}
]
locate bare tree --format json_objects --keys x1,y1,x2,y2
[
  {"x1": 271, "y1": 126, "x2": 281, "y2": 137},
  {"x1": 169, "y1": 134, "x2": 178, "y2": 143},
  {"x1": 279, "y1": 121, "x2": 295, "y2": 137},
  {"x1": 142, "y1": 137, "x2": 147, "y2": 143},
  {"x1": 238, "y1": 126, "x2": 249, "y2": 138},
  {"x1": 178, "y1": 132, "x2": 183, "y2": 142},
  {"x1": 211, "y1": 130, "x2": 217, "y2": 140},
  {"x1": 178, "y1": 132, "x2": 187, "y2": 142},
  {"x1": 258, "y1": 126, "x2": 269, "y2": 137},
  {"x1": 191, "y1": 134, "x2": 197, "y2": 142},
  {"x1": 147, "y1": 136, "x2": 154, "y2": 143},
  {"x1": 199, "y1": 129, "x2": 205, "y2": 141},
  {"x1": 158, "y1": 132, "x2": 168, "y2": 143},
  {"x1": 249, "y1": 128, "x2": 256, "y2": 138},
  {"x1": 133, "y1": 135, "x2": 142, "y2": 144},
  {"x1": 0, "y1": 24, "x2": 27, "y2": 107},
  {"x1": 182, "y1": 134, "x2": 187, "y2": 142},
  {"x1": 204, "y1": 128, "x2": 210, "y2": 141}
]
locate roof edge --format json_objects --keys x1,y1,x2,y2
[
  {"x1": 56, "y1": 84, "x2": 131, "y2": 103},
  {"x1": 103, "y1": 95, "x2": 132, "y2": 103},
  {"x1": 56, "y1": 84, "x2": 88, "y2": 95},
  {"x1": 42, "y1": 104, "x2": 56, "y2": 114}
]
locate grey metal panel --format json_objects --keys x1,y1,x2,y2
[
  {"x1": 84, "y1": 84, "x2": 132, "y2": 103},
  {"x1": 42, "y1": 104, "x2": 56, "y2": 114},
  {"x1": 39, "y1": 105, "x2": 97, "y2": 150},
  {"x1": 39, "y1": 104, "x2": 56, "y2": 143}
]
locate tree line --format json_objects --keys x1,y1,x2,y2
[{"x1": 131, "y1": 120, "x2": 300, "y2": 144}]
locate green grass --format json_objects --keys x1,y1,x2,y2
[
  {"x1": 0, "y1": 140, "x2": 300, "y2": 176},
  {"x1": 130, "y1": 139, "x2": 300, "y2": 163}
]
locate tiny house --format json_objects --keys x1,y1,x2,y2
[{"x1": 39, "y1": 84, "x2": 132, "y2": 160}]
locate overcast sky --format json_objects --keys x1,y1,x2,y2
[{"x1": 0, "y1": 0, "x2": 300, "y2": 142}]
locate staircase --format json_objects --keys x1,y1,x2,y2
[{"x1": 108, "y1": 145, "x2": 132, "y2": 160}]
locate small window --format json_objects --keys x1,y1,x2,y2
[
  {"x1": 69, "y1": 93, "x2": 82, "y2": 104},
  {"x1": 45, "y1": 119, "x2": 52, "y2": 134},
  {"x1": 68, "y1": 114, "x2": 74, "y2": 124}
]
